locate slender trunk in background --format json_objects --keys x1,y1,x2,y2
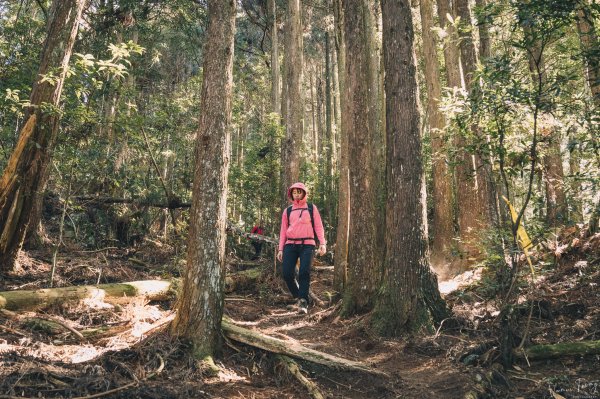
[
  {"x1": 0, "y1": 0, "x2": 86, "y2": 272},
  {"x1": 568, "y1": 142, "x2": 583, "y2": 223},
  {"x1": 324, "y1": 31, "x2": 333, "y2": 220},
  {"x1": 316, "y1": 64, "x2": 324, "y2": 157},
  {"x1": 522, "y1": 26, "x2": 567, "y2": 227},
  {"x1": 474, "y1": 0, "x2": 491, "y2": 60},
  {"x1": 310, "y1": 66, "x2": 318, "y2": 163},
  {"x1": 437, "y1": 0, "x2": 461, "y2": 89},
  {"x1": 374, "y1": 0, "x2": 447, "y2": 335},
  {"x1": 333, "y1": 0, "x2": 349, "y2": 293},
  {"x1": 269, "y1": 0, "x2": 281, "y2": 115},
  {"x1": 341, "y1": 0, "x2": 380, "y2": 314},
  {"x1": 170, "y1": 0, "x2": 236, "y2": 358},
  {"x1": 420, "y1": 0, "x2": 454, "y2": 276},
  {"x1": 280, "y1": 0, "x2": 303, "y2": 206}
]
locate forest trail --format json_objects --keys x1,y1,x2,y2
[{"x1": 1, "y1": 231, "x2": 599, "y2": 398}]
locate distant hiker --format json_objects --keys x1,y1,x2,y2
[
  {"x1": 277, "y1": 182, "x2": 326, "y2": 314},
  {"x1": 250, "y1": 223, "x2": 264, "y2": 260}
]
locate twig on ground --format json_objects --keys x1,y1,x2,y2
[
  {"x1": 0, "y1": 323, "x2": 27, "y2": 336},
  {"x1": 35, "y1": 316, "x2": 84, "y2": 341}
]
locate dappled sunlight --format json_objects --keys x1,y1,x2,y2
[{"x1": 438, "y1": 267, "x2": 483, "y2": 295}]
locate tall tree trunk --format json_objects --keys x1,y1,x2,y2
[
  {"x1": 0, "y1": 0, "x2": 86, "y2": 272},
  {"x1": 420, "y1": 0, "x2": 453, "y2": 274},
  {"x1": 170, "y1": 0, "x2": 236, "y2": 358},
  {"x1": 341, "y1": 0, "x2": 380, "y2": 314},
  {"x1": 269, "y1": 0, "x2": 281, "y2": 115},
  {"x1": 374, "y1": 0, "x2": 446, "y2": 335},
  {"x1": 281, "y1": 0, "x2": 303, "y2": 205},
  {"x1": 333, "y1": 0, "x2": 348, "y2": 293},
  {"x1": 575, "y1": 0, "x2": 600, "y2": 105},
  {"x1": 454, "y1": 0, "x2": 496, "y2": 260}
]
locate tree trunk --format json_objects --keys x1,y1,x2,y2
[
  {"x1": 333, "y1": 0, "x2": 349, "y2": 294},
  {"x1": 373, "y1": 0, "x2": 443, "y2": 335},
  {"x1": 436, "y1": 0, "x2": 461, "y2": 89},
  {"x1": 0, "y1": 0, "x2": 86, "y2": 272},
  {"x1": 575, "y1": 0, "x2": 600, "y2": 105},
  {"x1": 170, "y1": 0, "x2": 236, "y2": 359},
  {"x1": 281, "y1": 0, "x2": 304, "y2": 205},
  {"x1": 341, "y1": 0, "x2": 380, "y2": 314},
  {"x1": 568, "y1": 142, "x2": 583, "y2": 222},
  {"x1": 542, "y1": 125, "x2": 568, "y2": 226},
  {"x1": 324, "y1": 31, "x2": 333, "y2": 220},
  {"x1": 474, "y1": 0, "x2": 491, "y2": 60},
  {"x1": 420, "y1": 0, "x2": 454, "y2": 274},
  {"x1": 454, "y1": 0, "x2": 496, "y2": 260},
  {"x1": 269, "y1": 0, "x2": 281, "y2": 115}
]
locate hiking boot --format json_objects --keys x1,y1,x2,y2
[{"x1": 298, "y1": 299, "x2": 308, "y2": 314}]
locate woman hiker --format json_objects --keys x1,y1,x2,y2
[{"x1": 276, "y1": 182, "x2": 327, "y2": 314}]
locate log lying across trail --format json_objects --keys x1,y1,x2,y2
[
  {"x1": 222, "y1": 317, "x2": 387, "y2": 377},
  {"x1": 0, "y1": 280, "x2": 177, "y2": 311}
]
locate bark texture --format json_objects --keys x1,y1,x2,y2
[
  {"x1": 341, "y1": 0, "x2": 380, "y2": 314},
  {"x1": 170, "y1": 0, "x2": 236, "y2": 359},
  {"x1": 374, "y1": 0, "x2": 437, "y2": 335},
  {"x1": 281, "y1": 0, "x2": 304, "y2": 204},
  {"x1": 0, "y1": 0, "x2": 85, "y2": 272}
]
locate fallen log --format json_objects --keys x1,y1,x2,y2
[
  {"x1": 516, "y1": 340, "x2": 600, "y2": 360},
  {"x1": 222, "y1": 317, "x2": 387, "y2": 376},
  {"x1": 275, "y1": 354, "x2": 326, "y2": 399},
  {"x1": 0, "y1": 280, "x2": 177, "y2": 311}
]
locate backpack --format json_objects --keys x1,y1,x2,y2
[{"x1": 286, "y1": 203, "x2": 317, "y2": 242}]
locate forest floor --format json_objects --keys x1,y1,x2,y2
[{"x1": 0, "y1": 227, "x2": 599, "y2": 399}]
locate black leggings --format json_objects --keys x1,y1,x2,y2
[{"x1": 281, "y1": 244, "x2": 315, "y2": 302}]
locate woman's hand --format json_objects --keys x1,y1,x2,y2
[
  {"x1": 277, "y1": 250, "x2": 283, "y2": 262},
  {"x1": 317, "y1": 244, "x2": 326, "y2": 256}
]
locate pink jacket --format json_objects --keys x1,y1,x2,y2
[{"x1": 278, "y1": 182, "x2": 326, "y2": 251}]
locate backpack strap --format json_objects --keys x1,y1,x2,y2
[{"x1": 286, "y1": 203, "x2": 317, "y2": 242}]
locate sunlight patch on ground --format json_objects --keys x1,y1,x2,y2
[
  {"x1": 217, "y1": 368, "x2": 249, "y2": 383},
  {"x1": 438, "y1": 268, "x2": 483, "y2": 295}
]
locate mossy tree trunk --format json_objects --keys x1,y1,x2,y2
[
  {"x1": 169, "y1": 0, "x2": 236, "y2": 359},
  {"x1": 0, "y1": 0, "x2": 86, "y2": 273}
]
